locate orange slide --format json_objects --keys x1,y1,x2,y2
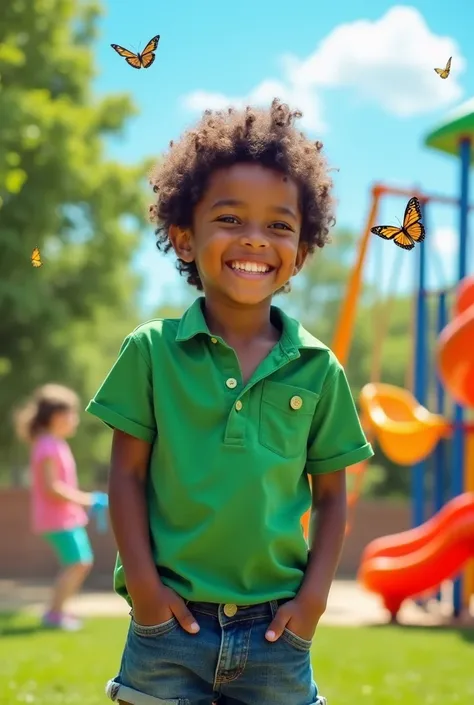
[
  {"x1": 437, "y1": 275, "x2": 474, "y2": 408},
  {"x1": 358, "y1": 493, "x2": 474, "y2": 618}
]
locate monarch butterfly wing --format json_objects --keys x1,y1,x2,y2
[
  {"x1": 141, "y1": 35, "x2": 160, "y2": 55},
  {"x1": 401, "y1": 196, "x2": 425, "y2": 245},
  {"x1": 405, "y1": 220, "x2": 425, "y2": 243},
  {"x1": 111, "y1": 44, "x2": 142, "y2": 68},
  {"x1": 393, "y1": 230, "x2": 415, "y2": 251},
  {"x1": 402, "y1": 197, "x2": 423, "y2": 228},
  {"x1": 111, "y1": 44, "x2": 138, "y2": 58},
  {"x1": 125, "y1": 56, "x2": 142, "y2": 69},
  {"x1": 140, "y1": 35, "x2": 160, "y2": 68},
  {"x1": 140, "y1": 52, "x2": 156, "y2": 69},
  {"x1": 434, "y1": 67, "x2": 448, "y2": 78},
  {"x1": 446, "y1": 56, "x2": 452, "y2": 72},
  {"x1": 370, "y1": 225, "x2": 402, "y2": 241}
]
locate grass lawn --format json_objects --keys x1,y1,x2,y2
[{"x1": 0, "y1": 613, "x2": 473, "y2": 704}]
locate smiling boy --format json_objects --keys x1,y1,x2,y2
[{"x1": 87, "y1": 99, "x2": 374, "y2": 705}]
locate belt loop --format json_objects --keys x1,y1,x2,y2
[{"x1": 269, "y1": 600, "x2": 279, "y2": 617}]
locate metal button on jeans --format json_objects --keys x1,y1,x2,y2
[{"x1": 223, "y1": 603, "x2": 238, "y2": 617}]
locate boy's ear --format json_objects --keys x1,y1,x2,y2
[
  {"x1": 293, "y1": 242, "x2": 309, "y2": 275},
  {"x1": 169, "y1": 225, "x2": 195, "y2": 262}
]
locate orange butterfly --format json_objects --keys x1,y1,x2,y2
[
  {"x1": 434, "y1": 57, "x2": 452, "y2": 80},
  {"x1": 371, "y1": 197, "x2": 425, "y2": 251},
  {"x1": 31, "y1": 246, "x2": 42, "y2": 268},
  {"x1": 110, "y1": 35, "x2": 160, "y2": 69}
]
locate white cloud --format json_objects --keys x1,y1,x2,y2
[
  {"x1": 183, "y1": 81, "x2": 325, "y2": 133},
  {"x1": 182, "y1": 5, "x2": 465, "y2": 132},
  {"x1": 431, "y1": 225, "x2": 457, "y2": 256}
]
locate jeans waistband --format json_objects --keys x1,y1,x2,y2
[{"x1": 185, "y1": 598, "x2": 288, "y2": 620}]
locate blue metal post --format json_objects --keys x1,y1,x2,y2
[
  {"x1": 452, "y1": 137, "x2": 471, "y2": 616},
  {"x1": 434, "y1": 291, "x2": 447, "y2": 514},
  {"x1": 411, "y1": 201, "x2": 428, "y2": 529}
]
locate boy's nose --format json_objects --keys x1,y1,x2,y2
[{"x1": 240, "y1": 229, "x2": 269, "y2": 248}]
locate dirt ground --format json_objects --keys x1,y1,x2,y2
[{"x1": 1, "y1": 578, "x2": 472, "y2": 627}]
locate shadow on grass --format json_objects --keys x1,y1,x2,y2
[
  {"x1": 364, "y1": 619, "x2": 474, "y2": 644},
  {"x1": 0, "y1": 611, "x2": 44, "y2": 638}
]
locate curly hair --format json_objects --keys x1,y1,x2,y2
[{"x1": 149, "y1": 98, "x2": 336, "y2": 291}]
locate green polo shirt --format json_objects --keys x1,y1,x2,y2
[{"x1": 87, "y1": 297, "x2": 373, "y2": 606}]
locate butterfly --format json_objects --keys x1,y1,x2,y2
[
  {"x1": 110, "y1": 35, "x2": 160, "y2": 69},
  {"x1": 31, "y1": 246, "x2": 42, "y2": 268},
  {"x1": 434, "y1": 57, "x2": 452, "y2": 79},
  {"x1": 371, "y1": 197, "x2": 425, "y2": 251}
]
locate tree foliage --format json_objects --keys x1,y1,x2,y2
[{"x1": 0, "y1": 0, "x2": 152, "y2": 482}]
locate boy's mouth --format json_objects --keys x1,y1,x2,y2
[{"x1": 226, "y1": 260, "x2": 276, "y2": 277}]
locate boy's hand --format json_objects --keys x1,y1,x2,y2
[
  {"x1": 265, "y1": 595, "x2": 325, "y2": 643},
  {"x1": 132, "y1": 584, "x2": 200, "y2": 636}
]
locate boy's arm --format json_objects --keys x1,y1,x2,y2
[
  {"x1": 296, "y1": 468, "x2": 347, "y2": 615},
  {"x1": 108, "y1": 429, "x2": 159, "y2": 597},
  {"x1": 109, "y1": 429, "x2": 200, "y2": 633}
]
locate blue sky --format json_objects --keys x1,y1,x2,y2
[{"x1": 93, "y1": 1, "x2": 473, "y2": 311}]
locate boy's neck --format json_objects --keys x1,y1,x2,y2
[{"x1": 202, "y1": 297, "x2": 279, "y2": 346}]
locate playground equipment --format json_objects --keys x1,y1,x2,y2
[
  {"x1": 437, "y1": 276, "x2": 474, "y2": 408},
  {"x1": 358, "y1": 492, "x2": 474, "y2": 619},
  {"x1": 357, "y1": 274, "x2": 474, "y2": 620},
  {"x1": 320, "y1": 98, "x2": 474, "y2": 620},
  {"x1": 359, "y1": 384, "x2": 450, "y2": 466}
]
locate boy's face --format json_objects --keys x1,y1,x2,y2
[{"x1": 170, "y1": 163, "x2": 308, "y2": 306}]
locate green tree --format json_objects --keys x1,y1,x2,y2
[{"x1": 0, "y1": 0, "x2": 152, "y2": 483}]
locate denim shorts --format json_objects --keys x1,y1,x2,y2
[{"x1": 106, "y1": 599, "x2": 327, "y2": 705}]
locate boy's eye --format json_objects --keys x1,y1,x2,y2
[
  {"x1": 216, "y1": 215, "x2": 239, "y2": 224},
  {"x1": 269, "y1": 222, "x2": 292, "y2": 231}
]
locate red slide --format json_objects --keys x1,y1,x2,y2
[
  {"x1": 357, "y1": 493, "x2": 474, "y2": 617},
  {"x1": 437, "y1": 275, "x2": 474, "y2": 408}
]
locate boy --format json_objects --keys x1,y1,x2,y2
[{"x1": 87, "y1": 99, "x2": 373, "y2": 705}]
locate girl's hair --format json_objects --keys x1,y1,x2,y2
[
  {"x1": 149, "y1": 98, "x2": 336, "y2": 291},
  {"x1": 14, "y1": 384, "x2": 79, "y2": 443}
]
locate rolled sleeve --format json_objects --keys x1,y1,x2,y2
[
  {"x1": 306, "y1": 365, "x2": 373, "y2": 475},
  {"x1": 86, "y1": 334, "x2": 156, "y2": 443}
]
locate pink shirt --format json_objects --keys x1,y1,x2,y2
[{"x1": 30, "y1": 434, "x2": 88, "y2": 534}]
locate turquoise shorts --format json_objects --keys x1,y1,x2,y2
[{"x1": 43, "y1": 527, "x2": 94, "y2": 566}]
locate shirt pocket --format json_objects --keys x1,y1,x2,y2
[{"x1": 259, "y1": 380, "x2": 319, "y2": 458}]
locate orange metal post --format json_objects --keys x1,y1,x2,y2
[{"x1": 331, "y1": 185, "x2": 382, "y2": 365}]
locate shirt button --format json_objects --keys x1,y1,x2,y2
[
  {"x1": 210, "y1": 337, "x2": 217, "y2": 344},
  {"x1": 235, "y1": 400, "x2": 243, "y2": 411},
  {"x1": 223, "y1": 603, "x2": 238, "y2": 617},
  {"x1": 226, "y1": 378, "x2": 237, "y2": 389},
  {"x1": 290, "y1": 395, "x2": 303, "y2": 410}
]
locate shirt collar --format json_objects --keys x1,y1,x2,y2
[{"x1": 175, "y1": 297, "x2": 328, "y2": 353}]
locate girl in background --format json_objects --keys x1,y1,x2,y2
[{"x1": 15, "y1": 384, "x2": 94, "y2": 631}]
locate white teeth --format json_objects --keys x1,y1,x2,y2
[{"x1": 230, "y1": 261, "x2": 270, "y2": 273}]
